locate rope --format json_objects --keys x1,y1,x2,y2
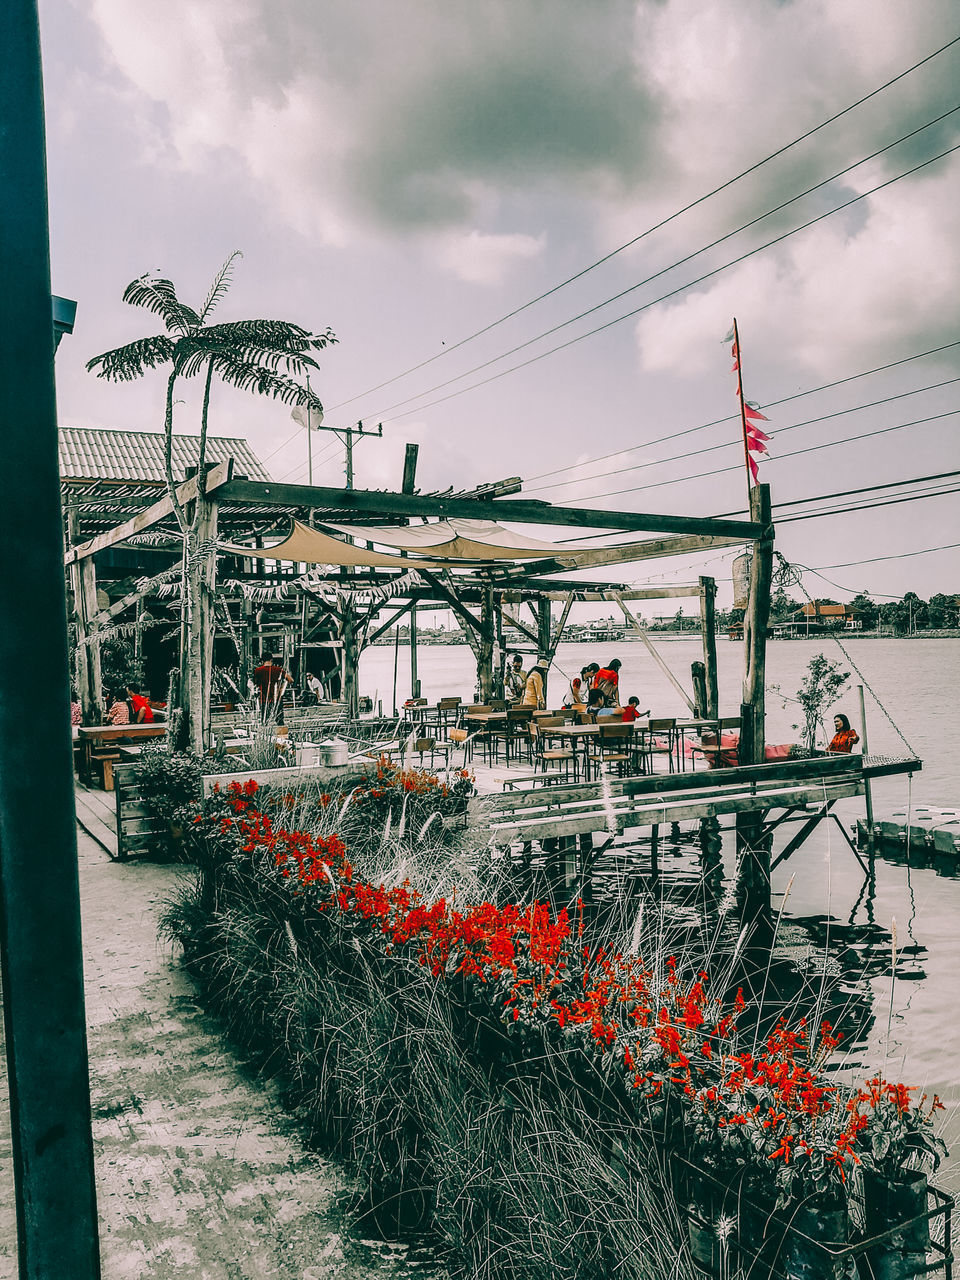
[{"x1": 776, "y1": 553, "x2": 918, "y2": 756}]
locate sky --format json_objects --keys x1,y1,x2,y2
[{"x1": 39, "y1": 0, "x2": 960, "y2": 618}]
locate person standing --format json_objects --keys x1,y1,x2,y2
[
  {"x1": 505, "y1": 653, "x2": 528, "y2": 701},
  {"x1": 593, "y1": 658, "x2": 622, "y2": 707},
  {"x1": 253, "y1": 654, "x2": 293, "y2": 722},
  {"x1": 521, "y1": 658, "x2": 549, "y2": 710}
]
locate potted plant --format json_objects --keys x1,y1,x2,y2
[{"x1": 852, "y1": 1079, "x2": 947, "y2": 1280}]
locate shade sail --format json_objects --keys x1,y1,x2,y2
[{"x1": 221, "y1": 517, "x2": 741, "y2": 570}]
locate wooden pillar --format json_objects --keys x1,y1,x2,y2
[
  {"x1": 74, "y1": 550, "x2": 103, "y2": 726},
  {"x1": 409, "y1": 605, "x2": 421, "y2": 699},
  {"x1": 196, "y1": 492, "x2": 218, "y2": 750},
  {"x1": 691, "y1": 661, "x2": 707, "y2": 719},
  {"x1": 341, "y1": 602, "x2": 359, "y2": 717},
  {"x1": 738, "y1": 485, "x2": 773, "y2": 766},
  {"x1": 0, "y1": 2, "x2": 102, "y2": 1271},
  {"x1": 699, "y1": 575, "x2": 719, "y2": 719},
  {"x1": 478, "y1": 583, "x2": 495, "y2": 701},
  {"x1": 736, "y1": 483, "x2": 774, "y2": 937}
]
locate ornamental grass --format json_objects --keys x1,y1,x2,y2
[{"x1": 161, "y1": 765, "x2": 947, "y2": 1279}]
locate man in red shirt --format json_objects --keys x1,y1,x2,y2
[
  {"x1": 125, "y1": 683, "x2": 154, "y2": 723},
  {"x1": 253, "y1": 655, "x2": 293, "y2": 722}
]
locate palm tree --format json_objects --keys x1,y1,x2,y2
[{"x1": 88, "y1": 252, "x2": 335, "y2": 752}]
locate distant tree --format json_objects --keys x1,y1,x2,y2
[
  {"x1": 848, "y1": 592, "x2": 878, "y2": 629},
  {"x1": 769, "y1": 587, "x2": 801, "y2": 623},
  {"x1": 927, "y1": 592, "x2": 957, "y2": 628},
  {"x1": 88, "y1": 252, "x2": 335, "y2": 752}
]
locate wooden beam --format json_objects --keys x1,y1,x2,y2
[
  {"x1": 503, "y1": 533, "x2": 746, "y2": 576},
  {"x1": 419, "y1": 571, "x2": 483, "y2": 660},
  {"x1": 364, "y1": 599, "x2": 416, "y2": 648},
  {"x1": 740, "y1": 484, "x2": 774, "y2": 765},
  {"x1": 500, "y1": 604, "x2": 540, "y2": 648},
  {"x1": 216, "y1": 477, "x2": 764, "y2": 540},
  {"x1": 64, "y1": 458, "x2": 233, "y2": 565},
  {"x1": 497, "y1": 585, "x2": 702, "y2": 603}
]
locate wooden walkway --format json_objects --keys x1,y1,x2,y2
[{"x1": 74, "y1": 781, "x2": 118, "y2": 858}]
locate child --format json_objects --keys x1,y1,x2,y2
[{"x1": 622, "y1": 696, "x2": 643, "y2": 723}]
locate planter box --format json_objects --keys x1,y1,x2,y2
[{"x1": 200, "y1": 761, "x2": 366, "y2": 798}]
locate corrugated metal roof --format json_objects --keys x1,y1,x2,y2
[{"x1": 59, "y1": 426, "x2": 272, "y2": 483}]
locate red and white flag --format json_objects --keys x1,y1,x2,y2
[{"x1": 723, "y1": 322, "x2": 772, "y2": 486}]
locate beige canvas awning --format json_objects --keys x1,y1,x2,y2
[{"x1": 221, "y1": 517, "x2": 743, "y2": 570}]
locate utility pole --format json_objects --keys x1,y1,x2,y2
[
  {"x1": 402, "y1": 444, "x2": 421, "y2": 699},
  {"x1": 0, "y1": 2, "x2": 101, "y2": 1275}
]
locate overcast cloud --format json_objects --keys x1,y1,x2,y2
[{"x1": 42, "y1": 0, "x2": 960, "y2": 603}]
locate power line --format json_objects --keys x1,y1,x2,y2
[
  {"x1": 546, "y1": 407, "x2": 960, "y2": 503},
  {"x1": 711, "y1": 468, "x2": 960, "y2": 518},
  {"x1": 327, "y1": 34, "x2": 960, "y2": 413},
  {"x1": 527, "y1": 376, "x2": 960, "y2": 495},
  {"x1": 525, "y1": 340, "x2": 960, "y2": 487},
  {"x1": 775, "y1": 483, "x2": 960, "y2": 524},
  {"x1": 371, "y1": 142, "x2": 960, "y2": 424},
  {"x1": 366, "y1": 110, "x2": 960, "y2": 422},
  {"x1": 810, "y1": 541, "x2": 960, "y2": 570}
]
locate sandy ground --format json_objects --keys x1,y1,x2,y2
[{"x1": 0, "y1": 825, "x2": 443, "y2": 1279}]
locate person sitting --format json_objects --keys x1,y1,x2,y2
[
  {"x1": 593, "y1": 658, "x2": 622, "y2": 707},
  {"x1": 621, "y1": 696, "x2": 643, "y2": 723},
  {"x1": 70, "y1": 690, "x2": 82, "y2": 726},
  {"x1": 505, "y1": 653, "x2": 527, "y2": 701},
  {"x1": 568, "y1": 664, "x2": 597, "y2": 707},
  {"x1": 306, "y1": 671, "x2": 324, "y2": 704},
  {"x1": 125, "y1": 683, "x2": 154, "y2": 724},
  {"x1": 521, "y1": 658, "x2": 548, "y2": 709},
  {"x1": 105, "y1": 689, "x2": 130, "y2": 725},
  {"x1": 828, "y1": 713, "x2": 860, "y2": 754}
]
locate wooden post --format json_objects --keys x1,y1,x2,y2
[
  {"x1": 736, "y1": 482, "x2": 774, "y2": 938},
  {"x1": 341, "y1": 603, "x2": 359, "y2": 717},
  {"x1": 68, "y1": 508, "x2": 103, "y2": 725},
  {"x1": 196, "y1": 491, "x2": 218, "y2": 750},
  {"x1": 699, "y1": 575, "x2": 719, "y2": 719},
  {"x1": 401, "y1": 442, "x2": 421, "y2": 700},
  {"x1": 739, "y1": 484, "x2": 773, "y2": 766},
  {"x1": 691, "y1": 661, "x2": 707, "y2": 719},
  {"x1": 857, "y1": 684, "x2": 875, "y2": 838},
  {"x1": 478, "y1": 582, "x2": 495, "y2": 701},
  {"x1": 0, "y1": 2, "x2": 102, "y2": 1272}
]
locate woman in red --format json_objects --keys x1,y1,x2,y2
[
  {"x1": 125, "y1": 683, "x2": 154, "y2": 724},
  {"x1": 828, "y1": 713, "x2": 859, "y2": 753}
]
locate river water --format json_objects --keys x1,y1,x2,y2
[{"x1": 359, "y1": 637, "x2": 960, "y2": 1169}]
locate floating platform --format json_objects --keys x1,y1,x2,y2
[{"x1": 857, "y1": 805, "x2": 960, "y2": 867}]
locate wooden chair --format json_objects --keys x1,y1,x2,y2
[
  {"x1": 587, "y1": 722, "x2": 634, "y2": 779},
  {"x1": 412, "y1": 736, "x2": 437, "y2": 767},
  {"x1": 644, "y1": 717, "x2": 678, "y2": 773},
  {"x1": 530, "y1": 719, "x2": 579, "y2": 782},
  {"x1": 433, "y1": 726, "x2": 470, "y2": 768}
]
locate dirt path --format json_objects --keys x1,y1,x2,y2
[{"x1": 1, "y1": 828, "x2": 442, "y2": 1279}]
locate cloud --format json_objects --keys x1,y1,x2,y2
[
  {"x1": 434, "y1": 230, "x2": 546, "y2": 285},
  {"x1": 86, "y1": 0, "x2": 657, "y2": 249}
]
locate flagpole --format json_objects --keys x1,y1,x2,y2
[{"x1": 732, "y1": 317, "x2": 753, "y2": 502}]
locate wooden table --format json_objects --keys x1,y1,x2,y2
[{"x1": 78, "y1": 723, "x2": 167, "y2": 787}]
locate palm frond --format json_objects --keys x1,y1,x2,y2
[
  {"x1": 122, "y1": 273, "x2": 200, "y2": 335},
  {"x1": 86, "y1": 334, "x2": 176, "y2": 381},
  {"x1": 199, "y1": 319, "x2": 336, "y2": 351},
  {"x1": 208, "y1": 356, "x2": 324, "y2": 408},
  {"x1": 197, "y1": 251, "x2": 242, "y2": 325}
]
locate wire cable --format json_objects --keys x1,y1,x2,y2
[
  {"x1": 327, "y1": 34, "x2": 960, "y2": 412},
  {"x1": 527, "y1": 376, "x2": 960, "y2": 494},
  {"x1": 373, "y1": 143, "x2": 960, "y2": 424},
  {"x1": 774, "y1": 483, "x2": 960, "y2": 524},
  {"x1": 525, "y1": 340, "x2": 960, "y2": 487},
  {"x1": 364, "y1": 112, "x2": 960, "y2": 421},
  {"x1": 709, "y1": 469, "x2": 960, "y2": 518},
  {"x1": 543, "y1": 407, "x2": 960, "y2": 503}
]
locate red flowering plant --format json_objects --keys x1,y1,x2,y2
[{"x1": 846, "y1": 1078, "x2": 947, "y2": 1183}]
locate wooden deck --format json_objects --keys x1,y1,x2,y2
[{"x1": 469, "y1": 754, "x2": 920, "y2": 844}]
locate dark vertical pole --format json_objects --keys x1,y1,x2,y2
[
  {"x1": 478, "y1": 583, "x2": 495, "y2": 701},
  {"x1": 699, "y1": 575, "x2": 718, "y2": 719},
  {"x1": 736, "y1": 483, "x2": 775, "y2": 943},
  {"x1": 0, "y1": 4, "x2": 102, "y2": 1276},
  {"x1": 401, "y1": 444, "x2": 420, "y2": 699}
]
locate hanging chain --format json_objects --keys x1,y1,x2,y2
[{"x1": 775, "y1": 552, "x2": 918, "y2": 756}]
